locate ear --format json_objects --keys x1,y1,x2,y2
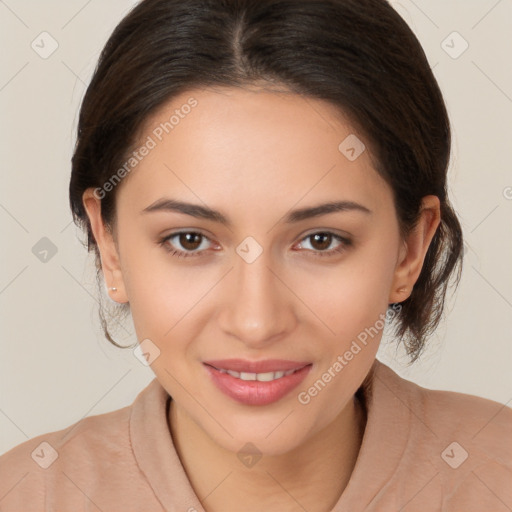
[
  {"x1": 388, "y1": 195, "x2": 441, "y2": 304},
  {"x1": 82, "y1": 188, "x2": 129, "y2": 303}
]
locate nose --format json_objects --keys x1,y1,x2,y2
[{"x1": 217, "y1": 248, "x2": 295, "y2": 349}]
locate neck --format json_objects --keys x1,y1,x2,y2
[{"x1": 168, "y1": 391, "x2": 367, "y2": 512}]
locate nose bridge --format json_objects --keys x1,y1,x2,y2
[{"x1": 220, "y1": 237, "x2": 291, "y2": 345}]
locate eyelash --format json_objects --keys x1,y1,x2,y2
[{"x1": 158, "y1": 231, "x2": 352, "y2": 259}]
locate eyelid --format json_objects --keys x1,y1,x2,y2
[{"x1": 298, "y1": 227, "x2": 352, "y2": 240}]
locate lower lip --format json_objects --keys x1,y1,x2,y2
[{"x1": 203, "y1": 363, "x2": 312, "y2": 406}]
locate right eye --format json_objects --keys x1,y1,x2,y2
[{"x1": 159, "y1": 231, "x2": 214, "y2": 258}]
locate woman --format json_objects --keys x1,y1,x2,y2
[{"x1": 0, "y1": 0, "x2": 510, "y2": 510}]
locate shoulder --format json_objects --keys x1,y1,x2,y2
[
  {"x1": 372, "y1": 360, "x2": 512, "y2": 509},
  {"x1": 0, "y1": 379, "x2": 165, "y2": 511},
  {"x1": 0, "y1": 401, "x2": 132, "y2": 466},
  {"x1": 0, "y1": 403, "x2": 132, "y2": 490},
  {"x1": 376, "y1": 360, "x2": 512, "y2": 452}
]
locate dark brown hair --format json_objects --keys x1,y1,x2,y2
[{"x1": 69, "y1": 0, "x2": 463, "y2": 363}]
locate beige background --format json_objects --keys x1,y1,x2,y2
[{"x1": 1, "y1": 0, "x2": 511, "y2": 455}]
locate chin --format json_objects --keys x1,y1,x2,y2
[{"x1": 205, "y1": 410, "x2": 319, "y2": 458}]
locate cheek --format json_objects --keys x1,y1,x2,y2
[
  {"x1": 126, "y1": 267, "x2": 205, "y2": 342},
  {"x1": 117, "y1": 235, "x2": 183, "y2": 338},
  {"x1": 296, "y1": 244, "x2": 397, "y2": 341},
  {"x1": 121, "y1": 245, "x2": 219, "y2": 364}
]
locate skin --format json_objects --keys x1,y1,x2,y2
[{"x1": 83, "y1": 85, "x2": 440, "y2": 512}]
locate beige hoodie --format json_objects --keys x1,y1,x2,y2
[{"x1": 0, "y1": 358, "x2": 510, "y2": 511}]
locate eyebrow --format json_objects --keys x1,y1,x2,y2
[{"x1": 141, "y1": 198, "x2": 372, "y2": 227}]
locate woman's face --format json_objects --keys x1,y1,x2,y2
[{"x1": 84, "y1": 86, "x2": 437, "y2": 456}]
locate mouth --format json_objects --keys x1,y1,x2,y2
[{"x1": 203, "y1": 359, "x2": 313, "y2": 406}]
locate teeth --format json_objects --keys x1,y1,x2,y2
[
  {"x1": 220, "y1": 368, "x2": 300, "y2": 381},
  {"x1": 256, "y1": 372, "x2": 275, "y2": 382}
]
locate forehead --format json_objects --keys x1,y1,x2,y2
[{"x1": 116, "y1": 86, "x2": 392, "y2": 220}]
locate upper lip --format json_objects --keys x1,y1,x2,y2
[{"x1": 204, "y1": 359, "x2": 311, "y2": 373}]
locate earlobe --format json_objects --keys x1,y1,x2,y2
[{"x1": 82, "y1": 188, "x2": 129, "y2": 303}]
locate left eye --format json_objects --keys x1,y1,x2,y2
[{"x1": 295, "y1": 232, "x2": 351, "y2": 257}]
